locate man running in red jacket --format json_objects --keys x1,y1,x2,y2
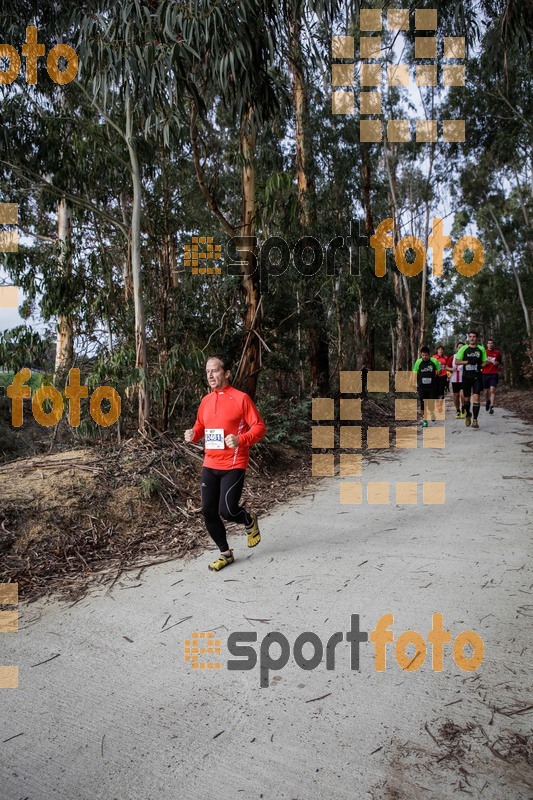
[
  {"x1": 184, "y1": 355, "x2": 266, "y2": 571},
  {"x1": 482, "y1": 338, "x2": 502, "y2": 414}
]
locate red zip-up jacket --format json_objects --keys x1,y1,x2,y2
[
  {"x1": 433, "y1": 353, "x2": 448, "y2": 377},
  {"x1": 481, "y1": 348, "x2": 502, "y2": 375},
  {"x1": 191, "y1": 385, "x2": 266, "y2": 469}
]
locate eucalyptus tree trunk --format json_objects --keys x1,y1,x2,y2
[
  {"x1": 54, "y1": 197, "x2": 73, "y2": 378},
  {"x1": 356, "y1": 143, "x2": 376, "y2": 369},
  {"x1": 384, "y1": 142, "x2": 407, "y2": 370},
  {"x1": 235, "y1": 106, "x2": 262, "y2": 400},
  {"x1": 126, "y1": 90, "x2": 150, "y2": 433},
  {"x1": 419, "y1": 142, "x2": 435, "y2": 350},
  {"x1": 289, "y1": 13, "x2": 313, "y2": 230},
  {"x1": 289, "y1": 12, "x2": 330, "y2": 394}
]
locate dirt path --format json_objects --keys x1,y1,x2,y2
[{"x1": 2, "y1": 403, "x2": 532, "y2": 799}]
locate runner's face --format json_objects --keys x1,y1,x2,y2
[
  {"x1": 206, "y1": 359, "x2": 230, "y2": 389},
  {"x1": 437, "y1": 348, "x2": 444, "y2": 356},
  {"x1": 422, "y1": 352, "x2": 430, "y2": 361},
  {"x1": 468, "y1": 333, "x2": 477, "y2": 346},
  {"x1": 487, "y1": 340, "x2": 494, "y2": 350}
]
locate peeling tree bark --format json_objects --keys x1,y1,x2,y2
[
  {"x1": 126, "y1": 90, "x2": 149, "y2": 433},
  {"x1": 235, "y1": 106, "x2": 262, "y2": 399},
  {"x1": 54, "y1": 197, "x2": 73, "y2": 379}
]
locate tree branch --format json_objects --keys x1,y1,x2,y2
[
  {"x1": 189, "y1": 103, "x2": 236, "y2": 238},
  {"x1": 1, "y1": 160, "x2": 128, "y2": 236}
]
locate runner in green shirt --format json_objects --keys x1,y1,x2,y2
[
  {"x1": 412, "y1": 347, "x2": 440, "y2": 427},
  {"x1": 454, "y1": 331, "x2": 488, "y2": 429}
]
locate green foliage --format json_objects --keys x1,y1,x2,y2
[
  {"x1": 0, "y1": 327, "x2": 53, "y2": 372},
  {"x1": 258, "y1": 393, "x2": 310, "y2": 446},
  {"x1": 139, "y1": 476, "x2": 163, "y2": 499}
]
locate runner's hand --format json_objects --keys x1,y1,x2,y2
[
  {"x1": 225, "y1": 434, "x2": 239, "y2": 448},
  {"x1": 184, "y1": 429, "x2": 194, "y2": 443}
]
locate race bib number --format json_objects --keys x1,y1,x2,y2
[
  {"x1": 205, "y1": 428, "x2": 225, "y2": 449},
  {"x1": 422, "y1": 377, "x2": 432, "y2": 384},
  {"x1": 465, "y1": 364, "x2": 477, "y2": 371}
]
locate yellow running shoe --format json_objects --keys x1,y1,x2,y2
[
  {"x1": 208, "y1": 551, "x2": 234, "y2": 571},
  {"x1": 246, "y1": 512, "x2": 261, "y2": 548},
  {"x1": 465, "y1": 415, "x2": 471, "y2": 427},
  {"x1": 472, "y1": 419, "x2": 479, "y2": 429}
]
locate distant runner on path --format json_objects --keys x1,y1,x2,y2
[
  {"x1": 448, "y1": 341, "x2": 466, "y2": 419},
  {"x1": 454, "y1": 331, "x2": 488, "y2": 429},
  {"x1": 433, "y1": 344, "x2": 449, "y2": 416},
  {"x1": 482, "y1": 338, "x2": 502, "y2": 414},
  {"x1": 433, "y1": 345, "x2": 449, "y2": 400},
  {"x1": 412, "y1": 347, "x2": 440, "y2": 427},
  {"x1": 184, "y1": 355, "x2": 266, "y2": 571}
]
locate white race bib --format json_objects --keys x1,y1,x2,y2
[
  {"x1": 422, "y1": 377, "x2": 432, "y2": 384},
  {"x1": 465, "y1": 364, "x2": 477, "y2": 371},
  {"x1": 205, "y1": 428, "x2": 225, "y2": 449}
]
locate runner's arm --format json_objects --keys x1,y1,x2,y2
[
  {"x1": 236, "y1": 396, "x2": 267, "y2": 447},
  {"x1": 454, "y1": 345, "x2": 468, "y2": 365}
]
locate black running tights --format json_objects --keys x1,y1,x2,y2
[{"x1": 200, "y1": 467, "x2": 252, "y2": 551}]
